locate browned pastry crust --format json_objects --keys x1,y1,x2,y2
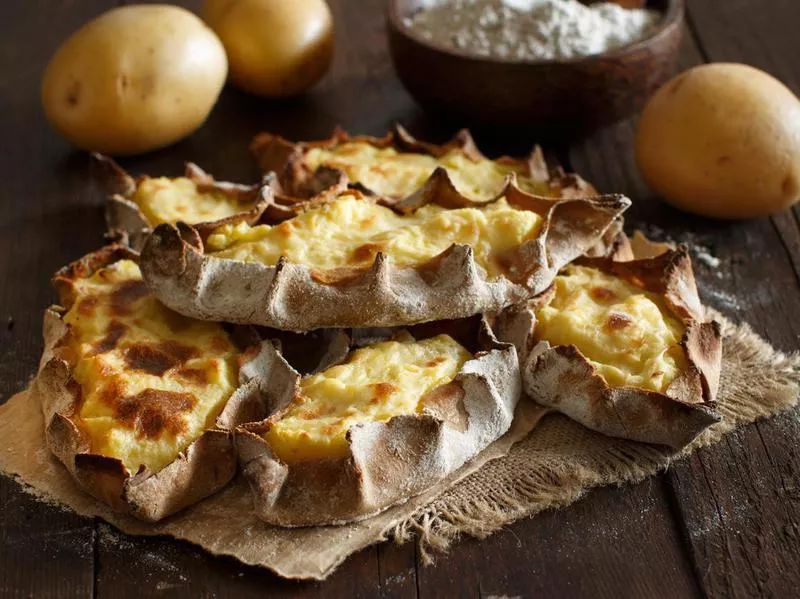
[
  {"x1": 34, "y1": 245, "x2": 272, "y2": 522},
  {"x1": 93, "y1": 154, "x2": 297, "y2": 251},
  {"x1": 498, "y1": 247, "x2": 723, "y2": 449},
  {"x1": 139, "y1": 181, "x2": 630, "y2": 331},
  {"x1": 250, "y1": 123, "x2": 597, "y2": 202},
  {"x1": 234, "y1": 315, "x2": 525, "y2": 526}
]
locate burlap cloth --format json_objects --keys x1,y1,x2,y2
[{"x1": 0, "y1": 312, "x2": 797, "y2": 580}]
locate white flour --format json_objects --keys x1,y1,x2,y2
[{"x1": 404, "y1": 0, "x2": 662, "y2": 61}]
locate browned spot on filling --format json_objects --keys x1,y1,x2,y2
[
  {"x1": 424, "y1": 356, "x2": 447, "y2": 367},
  {"x1": 77, "y1": 296, "x2": 99, "y2": 316},
  {"x1": 590, "y1": 287, "x2": 617, "y2": 301},
  {"x1": 369, "y1": 164, "x2": 392, "y2": 176},
  {"x1": 124, "y1": 344, "x2": 177, "y2": 376},
  {"x1": 158, "y1": 340, "x2": 199, "y2": 363},
  {"x1": 176, "y1": 366, "x2": 210, "y2": 385},
  {"x1": 97, "y1": 377, "x2": 126, "y2": 408},
  {"x1": 333, "y1": 146, "x2": 361, "y2": 158},
  {"x1": 109, "y1": 280, "x2": 150, "y2": 316},
  {"x1": 289, "y1": 394, "x2": 306, "y2": 407},
  {"x1": 92, "y1": 320, "x2": 127, "y2": 354},
  {"x1": 320, "y1": 423, "x2": 338, "y2": 435},
  {"x1": 124, "y1": 341, "x2": 198, "y2": 376},
  {"x1": 275, "y1": 221, "x2": 294, "y2": 238},
  {"x1": 606, "y1": 312, "x2": 633, "y2": 331},
  {"x1": 114, "y1": 388, "x2": 197, "y2": 440},
  {"x1": 370, "y1": 382, "x2": 398, "y2": 401},
  {"x1": 350, "y1": 242, "x2": 384, "y2": 264}
]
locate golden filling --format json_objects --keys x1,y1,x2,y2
[
  {"x1": 62, "y1": 260, "x2": 240, "y2": 473},
  {"x1": 133, "y1": 177, "x2": 246, "y2": 226},
  {"x1": 206, "y1": 194, "x2": 541, "y2": 278},
  {"x1": 265, "y1": 334, "x2": 471, "y2": 462},
  {"x1": 535, "y1": 266, "x2": 687, "y2": 392},
  {"x1": 304, "y1": 143, "x2": 552, "y2": 201}
]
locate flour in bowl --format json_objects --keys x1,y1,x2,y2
[{"x1": 404, "y1": 0, "x2": 662, "y2": 61}]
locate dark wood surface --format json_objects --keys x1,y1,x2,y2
[{"x1": 1, "y1": 1, "x2": 798, "y2": 597}]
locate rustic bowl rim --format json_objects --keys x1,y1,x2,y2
[{"x1": 387, "y1": 0, "x2": 685, "y2": 66}]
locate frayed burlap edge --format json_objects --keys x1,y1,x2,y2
[{"x1": 391, "y1": 312, "x2": 800, "y2": 563}]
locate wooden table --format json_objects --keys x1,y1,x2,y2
[{"x1": 2, "y1": 1, "x2": 799, "y2": 597}]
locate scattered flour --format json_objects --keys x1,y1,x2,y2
[
  {"x1": 404, "y1": 0, "x2": 662, "y2": 60},
  {"x1": 98, "y1": 523, "x2": 188, "y2": 587},
  {"x1": 384, "y1": 572, "x2": 411, "y2": 587},
  {"x1": 695, "y1": 249, "x2": 721, "y2": 269},
  {"x1": 637, "y1": 224, "x2": 724, "y2": 276},
  {"x1": 700, "y1": 288, "x2": 742, "y2": 314}
]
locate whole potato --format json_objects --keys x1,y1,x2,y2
[
  {"x1": 636, "y1": 63, "x2": 800, "y2": 219},
  {"x1": 42, "y1": 5, "x2": 228, "y2": 156},
  {"x1": 203, "y1": 0, "x2": 333, "y2": 98}
]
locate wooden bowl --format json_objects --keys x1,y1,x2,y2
[{"x1": 387, "y1": 0, "x2": 684, "y2": 138}]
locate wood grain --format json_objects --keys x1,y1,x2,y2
[
  {"x1": 0, "y1": 2, "x2": 115, "y2": 599},
  {"x1": 673, "y1": 3, "x2": 800, "y2": 597},
  {"x1": 416, "y1": 479, "x2": 701, "y2": 599},
  {"x1": 570, "y1": 14, "x2": 800, "y2": 598},
  {"x1": 94, "y1": 523, "x2": 419, "y2": 598}
]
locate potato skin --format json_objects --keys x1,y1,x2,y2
[
  {"x1": 636, "y1": 63, "x2": 800, "y2": 219},
  {"x1": 203, "y1": 0, "x2": 334, "y2": 98},
  {"x1": 42, "y1": 5, "x2": 228, "y2": 156}
]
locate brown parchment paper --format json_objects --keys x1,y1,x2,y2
[{"x1": 0, "y1": 312, "x2": 797, "y2": 580}]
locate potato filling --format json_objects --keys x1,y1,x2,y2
[
  {"x1": 134, "y1": 177, "x2": 247, "y2": 226},
  {"x1": 534, "y1": 265, "x2": 687, "y2": 392},
  {"x1": 62, "y1": 260, "x2": 240, "y2": 473},
  {"x1": 206, "y1": 193, "x2": 541, "y2": 278},
  {"x1": 265, "y1": 334, "x2": 472, "y2": 462},
  {"x1": 303, "y1": 143, "x2": 553, "y2": 200}
]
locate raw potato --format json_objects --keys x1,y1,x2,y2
[
  {"x1": 42, "y1": 5, "x2": 228, "y2": 156},
  {"x1": 636, "y1": 63, "x2": 800, "y2": 219},
  {"x1": 203, "y1": 0, "x2": 334, "y2": 98}
]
